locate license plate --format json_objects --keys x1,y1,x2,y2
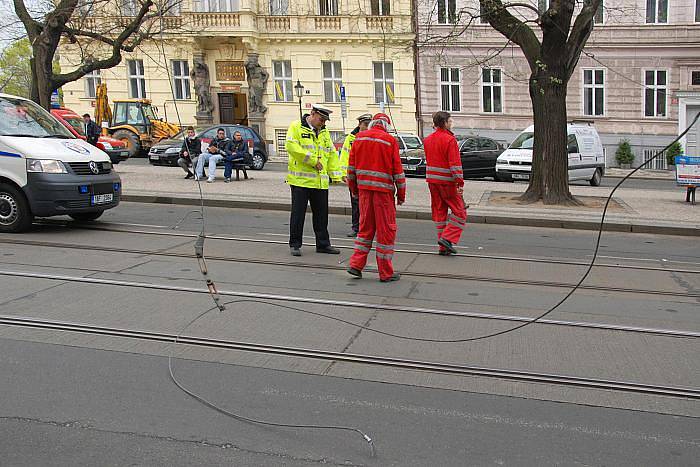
[
  {"x1": 402, "y1": 164, "x2": 416, "y2": 170},
  {"x1": 512, "y1": 173, "x2": 529, "y2": 180},
  {"x1": 150, "y1": 154, "x2": 159, "y2": 160},
  {"x1": 91, "y1": 193, "x2": 113, "y2": 205},
  {"x1": 121, "y1": 152, "x2": 130, "y2": 157}
]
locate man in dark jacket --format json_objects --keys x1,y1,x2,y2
[
  {"x1": 223, "y1": 130, "x2": 248, "y2": 183},
  {"x1": 177, "y1": 126, "x2": 202, "y2": 179},
  {"x1": 82, "y1": 113, "x2": 101, "y2": 146},
  {"x1": 196, "y1": 128, "x2": 229, "y2": 182}
]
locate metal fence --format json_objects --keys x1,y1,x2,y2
[{"x1": 642, "y1": 148, "x2": 668, "y2": 170}]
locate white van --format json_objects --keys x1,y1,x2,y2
[
  {"x1": 495, "y1": 122, "x2": 605, "y2": 186},
  {"x1": 0, "y1": 93, "x2": 121, "y2": 232}
]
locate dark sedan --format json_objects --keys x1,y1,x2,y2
[
  {"x1": 148, "y1": 124, "x2": 268, "y2": 170},
  {"x1": 401, "y1": 135, "x2": 505, "y2": 179}
]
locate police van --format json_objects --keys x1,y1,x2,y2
[
  {"x1": 495, "y1": 122, "x2": 606, "y2": 186},
  {"x1": 0, "y1": 93, "x2": 121, "y2": 233}
]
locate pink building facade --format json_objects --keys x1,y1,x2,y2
[{"x1": 416, "y1": 0, "x2": 700, "y2": 167}]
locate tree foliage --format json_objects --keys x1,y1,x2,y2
[{"x1": 0, "y1": 38, "x2": 32, "y2": 97}]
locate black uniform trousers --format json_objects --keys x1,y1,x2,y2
[
  {"x1": 289, "y1": 185, "x2": 331, "y2": 249},
  {"x1": 350, "y1": 191, "x2": 360, "y2": 233}
]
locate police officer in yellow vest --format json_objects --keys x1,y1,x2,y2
[
  {"x1": 339, "y1": 113, "x2": 372, "y2": 237},
  {"x1": 286, "y1": 104, "x2": 343, "y2": 257}
]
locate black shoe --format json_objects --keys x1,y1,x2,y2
[
  {"x1": 290, "y1": 247, "x2": 302, "y2": 257},
  {"x1": 185, "y1": 173, "x2": 194, "y2": 179},
  {"x1": 316, "y1": 246, "x2": 340, "y2": 254},
  {"x1": 438, "y1": 250, "x2": 453, "y2": 256},
  {"x1": 438, "y1": 238, "x2": 457, "y2": 254},
  {"x1": 346, "y1": 230, "x2": 358, "y2": 238},
  {"x1": 380, "y1": 272, "x2": 401, "y2": 282},
  {"x1": 346, "y1": 267, "x2": 362, "y2": 278}
]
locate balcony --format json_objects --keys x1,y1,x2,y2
[
  {"x1": 191, "y1": 12, "x2": 241, "y2": 28},
  {"x1": 313, "y1": 16, "x2": 342, "y2": 30},
  {"x1": 366, "y1": 16, "x2": 393, "y2": 30}
]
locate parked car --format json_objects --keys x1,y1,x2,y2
[
  {"x1": 394, "y1": 133, "x2": 423, "y2": 156},
  {"x1": 495, "y1": 122, "x2": 605, "y2": 185},
  {"x1": 148, "y1": 124, "x2": 268, "y2": 170},
  {"x1": 0, "y1": 93, "x2": 121, "y2": 232},
  {"x1": 50, "y1": 107, "x2": 129, "y2": 165},
  {"x1": 400, "y1": 134, "x2": 505, "y2": 179}
]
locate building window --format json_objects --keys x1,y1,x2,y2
[
  {"x1": 121, "y1": 0, "x2": 138, "y2": 16},
  {"x1": 322, "y1": 61, "x2": 343, "y2": 103},
  {"x1": 269, "y1": 0, "x2": 288, "y2": 15},
  {"x1": 84, "y1": 70, "x2": 101, "y2": 98},
  {"x1": 273, "y1": 60, "x2": 293, "y2": 102},
  {"x1": 440, "y1": 67, "x2": 460, "y2": 112},
  {"x1": 481, "y1": 68, "x2": 502, "y2": 113},
  {"x1": 646, "y1": 0, "x2": 668, "y2": 23},
  {"x1": 193, "y1": 0, "x2": 240, "y2": 12},
  {"x1": 371, "y1": 0, "x2": 390, "y2": 15},
  {"x1": 594, "y1": 0, "x2": 604, "y2": 24},
  {"x1": 692, "y1": 71, "x2": 700, "y2": 85},
  {"x1": 319, "y1": 0, "x2": 338, "y2": 15},
  {"x1": 479, "y1": 2, "x2": 489, "y2": 23},
  {"x1": 583, "y1": 69, "x2": 605, "y2": 116},
  {"x1": 538, "y1": 0, "x2": 550, "y2": 13},
  {"x1": 373, "y1": 62, "x2": 395, "y2": 104},
  {"x1": 696, "y1": 0, "x2": 700, "y2": 22},
  {"x1": 644, "y1": 70, "x2": 667, "y2": 117},
  {"x1": 127, "y1": 59, "x2": 146, "y2": 98},
  {"x1": 437, "y1": 0, "x2": 456, "y2": 24},
  {"x1": 172, "y1": 60, "x2": 190, "y2": 100}
]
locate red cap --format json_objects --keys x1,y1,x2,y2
[{"x1": 372, "y1": 113, "x2": 391, "y2": 125}]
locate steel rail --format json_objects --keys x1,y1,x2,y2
[
  {"x1": 1, "y1": 314, "x2": 698, "y2": 399},
  {"x1": 1, "y1": 238, "x2": 697, "y2": 300},
  {"x1": 1, "y1": 269, "x2": 698, "y2": 339},
  {"x1": 31, "y1": 220, "x2": 700, "y2": 274}
]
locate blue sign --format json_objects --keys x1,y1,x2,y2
[
  {"x1": 675, "y1": 155, "x2": 700, "y2": 186},
  {"x1": 50, "y1": 90, "x2": 61, "y2": 109},
  {"x1": 340, "y1": 85, "x2": 346, "y2": 102}
]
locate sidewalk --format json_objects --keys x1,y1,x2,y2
[{"x1": 115, "y1": 163, "x2": 699, "y2": 236}]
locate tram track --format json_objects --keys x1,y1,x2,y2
[
  {"x1": 1, "y1": 314, "x2": 698, "y2": 399},
  {"x1": 1, "y1": 268, "x2": 698, "y2": 339},
  {"x1": 1, "y1": 236, "x2": 698, "y2": 300}
]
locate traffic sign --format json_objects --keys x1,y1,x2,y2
[
  {"x1": 341, "y1": 102, "x2": 348, "y2": 118},
  {"x1": 340, "y1": 85, "x2": 346, "y2": 102}
]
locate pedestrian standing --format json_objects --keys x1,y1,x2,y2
[
  {"x1": 196, "y1": 128, "x2": 229, "y2": 183},
  {"x1": 346, "y1": 113, "x2": 405, "y2": 282},
  {"x1": 177, "y1": 126, "x2": 202, "y2": 179},
  {"x1": 423, "y1": 111, "x2": 467, "y2": 255},
  {"x1": 285, "y1": 104, "x2": 343, "y2": 257},
  {"x1": 82, "y1": 113, "x2": 101, "y2": 146},
  {"x1": 339, "y1": 113, "x2": 373, "y2": 237}
]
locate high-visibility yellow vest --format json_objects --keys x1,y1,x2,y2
[
  {"x1": 285, "y1": 118, "x2": 342, "y2": 189},
  {"x1": 339, "y1": 131, "x2": 357, "y2": 178}
]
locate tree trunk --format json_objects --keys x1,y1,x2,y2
[{"x1": 29, "y1": 58, "x2": 40, "y2": 104}]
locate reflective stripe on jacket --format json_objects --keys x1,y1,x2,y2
[
  {"x1": 339, "y1": 128, "x2": 359, "y2": 177},
  {"x1": 285, "y1": 115, "x2": 343, "y2": 189},
  {"x1": 347, "y1": 126, "x2": 406, "y2": 202},
  {"x1": 423, "y1": 127, "x2": 464, "y2": 187}
]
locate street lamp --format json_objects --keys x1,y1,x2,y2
[{"x1": 294, "y1": 79, "x2": 304, "y2": 120}]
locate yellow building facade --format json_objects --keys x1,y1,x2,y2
[{"x1": 59, "y1": 0, "x2": 417, "y2": 155}]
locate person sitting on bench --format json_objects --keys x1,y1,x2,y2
[
  {"x1": 223, "y1": 130, "x2": 248, "y2": 183},
  {"x1": 177, "y1": 126, "x2": 202, "y2": 179}
]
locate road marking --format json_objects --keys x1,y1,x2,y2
[{"x1": 589, "y1": 254, "x2": 700, "y2": 266}]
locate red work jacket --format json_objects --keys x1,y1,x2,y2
[
  {"x1": 347, "y1": 126, "x2": 406, "y2": 203},
  {"x1": 423, "y1": 127, "x2": 464, "y2": 187}
]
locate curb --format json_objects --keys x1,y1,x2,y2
[{"x1": 121, "y1": 194, "x2": 699, "y2": 237}]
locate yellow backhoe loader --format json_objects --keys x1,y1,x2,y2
[{"x1": 94, "y1": 83, "x2": 179, "y2": 158}]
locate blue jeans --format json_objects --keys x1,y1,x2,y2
[
  {"x1": 196, "y1": 153, "x2": 223, "y2": 179},
  {"x1": 223, "y1": 155, "x2": 245, "y2": 178}
]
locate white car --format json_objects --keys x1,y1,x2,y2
[
  {"x1": 495, "y1": 122, "x2": 606, "y2": 186},
  {"x1": 0, "y1": 93, "x2": 121, "y2": 232},
  {"x1": 393, "y1": 133, "x2": 423, "y2": 156}
]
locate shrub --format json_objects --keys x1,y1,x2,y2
[
  {"x1": 615, "y1": 139, "x2": 635, "y2": 166},
  {"x1": 666, "y1": 141, "x2": 683, "y2": 166}
]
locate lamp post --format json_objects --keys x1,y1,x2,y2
[{"x1": 294, "y1": 79, "x2": 304, "y2": 120}]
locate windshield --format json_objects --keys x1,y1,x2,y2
[
  {"x1": 401, "y1": 136, "x2": 422, "y2": 150},
  {"x1": 509, "y1": 132, "x2": 534, "y2": 149},
  {"x1": 142, "y1": 104, "x2": 157, "y2": 121},
  {"x1": 62, "y1": 115, "x2": 86, "y2": 136},
  {"x1": 0, "y1": 97, "x2": 73, "y2": 138}
]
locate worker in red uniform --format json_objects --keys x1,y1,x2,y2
[
  {"x1": 346, "y1": 113, "x2": 406, "y2": 282},
  {"x1": 423, "y1": 111, "x2": 467, "y2": 255}
]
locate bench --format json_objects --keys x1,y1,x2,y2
[{"x1": 229, "y1": 162, "x2": 249, "y2": 181}]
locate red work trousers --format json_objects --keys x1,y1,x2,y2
[
  {"x1": 349, "y1": 190, "x2": 397, "y2": 280},
  {"x1": 429, "y1": 183, "x2": 467, "y2": 249}
]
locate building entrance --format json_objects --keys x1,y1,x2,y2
[{"x1": 218, "y1": 93, "x2": 248, "y2": 125}]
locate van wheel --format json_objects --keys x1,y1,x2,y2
[
  {"x1": 69, "y1": 211, "x2": 104, "y2": 222},
  {"x1": 0, "y1": 183, "x2": 33, "y2": 233},
  {"x1": 589, "y1": 168, "x2": 603, "y2": 187}
]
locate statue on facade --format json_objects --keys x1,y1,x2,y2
[
  {"x1": 191, "y1": 58, "x2": 214, "y2": 116},
  {"x1": 245, "y1": 54, "x2": 269, "y2": 115}
]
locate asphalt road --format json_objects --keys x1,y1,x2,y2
[
  {"x1": 131, "y1": 158, "x2": 678, "y2": 191},
  {"x1": 0, "y1": 202, "x2": 698, "y2": 465}
]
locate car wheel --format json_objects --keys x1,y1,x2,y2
[
  {"x1": 589, "y1": 168, "x2": 603, "y2": 186},
  {"x1": 0, "y1": 183, "x2": 33, "y2": 233},
  {"x1": 112, "y1": 130, "x2": 142, "y2": 158},
  {"x1": 69, "y1": 211, "x2": 104, "y2": 222},
  {"x1": 251, "y1": 152, "x2": 266, "y2": 170}
]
